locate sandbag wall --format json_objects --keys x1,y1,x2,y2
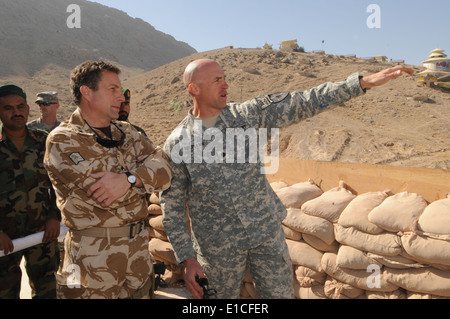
[
  {"x1": 276, "y1": 180, "x2": 450, "y2": 299},
  {"x1": 147, "y1": 192, "x2": 185, "y2": 285}
]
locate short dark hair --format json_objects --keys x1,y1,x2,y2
[{"x1": 70, "y1": 60, "x2": 121, "y2": 105}]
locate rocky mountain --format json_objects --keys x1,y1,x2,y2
[
  {"x1": 0, "y1": 0, "x2": 196, "y2": 77},
  {"x1": 0, "y1": 0, "x2": 448, "y2": 171}
]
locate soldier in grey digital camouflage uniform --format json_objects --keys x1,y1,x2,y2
[
  {"x1": 27, "y1": 91, "x2": 61, "y2": 133},
  {"x1": 0, "y1": 84, "x2": 61, "y2": 299},
  {"x1": 160, "y1": 59, "x2": 413, "y2": 299},
  {"x1": 44, "y1": 61, "x2": 173, "y2": 299}
]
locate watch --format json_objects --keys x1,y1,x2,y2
[{"x1": 125, "y1": 172, "x2": 137, "y2": 188}]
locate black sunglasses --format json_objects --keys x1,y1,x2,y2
[{"x1": 86, "y1": 121, "x2": 126, "y2": 149}]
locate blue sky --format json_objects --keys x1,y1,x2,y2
[{"x1": 91, "y1": 0, "x2": 450, "y2": 66}]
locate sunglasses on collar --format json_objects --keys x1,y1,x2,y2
[{"x1": 86, "y1": 121, "x2": 126, "y2": 149}]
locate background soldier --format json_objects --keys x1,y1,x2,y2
[
  {"x1": 44, "y1": 61, "x2": 172, "y2": 299},
  {"x1": 118, "y1": 88, "x2": 147, "y2": 136},
  {"x1": 27, "y1": 91, "x2": 61, "y2": 132},
  {"x1": 0, "y1": 84, "x2": 61, "y2": 299},
  {"x1": 160, "y1": 59, "x2": 414, "y2": 299}
]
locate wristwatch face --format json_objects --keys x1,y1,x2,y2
[{"x1": 127, "y1": 174, "x2": 137, "y2": 184}]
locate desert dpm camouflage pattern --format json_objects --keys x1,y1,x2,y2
[
  {"x1": 44, "y1": 109, "x2": 172, "y2": 299},
  {"x1": 161, "y1": 73, "x2": 365, "y2": 298},
  {"x1": 0, "y1": 127, "x2": 60, "y2": 298}
]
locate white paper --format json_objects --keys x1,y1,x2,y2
[{"x1": 0, "y1": 226, "x2": 69, "y2": 258}]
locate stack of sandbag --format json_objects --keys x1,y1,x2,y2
[
  {"x1": 276, "y1": 178, "x2": 450, "y2": 299},
  {"x1": 384, "y1": 195, "x2": 450, "y2": 298},
  {"x1": 147, "y1": 192, "x2": 184, "y2": 285},
  {"x1": 279, "y1": 180, "x2": 356, "y2": 299},
  {"x1": 321, "y1": 186, "x2": 450, "y2": 299}
]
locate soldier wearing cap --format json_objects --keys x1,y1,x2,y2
[
  {"x1": 118, "y1": 88, "x2": 147, "y2": 136},
  {"x1": 0, "y1": 84, "x2": 61, "y2": 299},
  {"x1": 27, "y1": 91, "x2": 61, "y2": 133}
]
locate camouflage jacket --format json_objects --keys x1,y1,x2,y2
[
  {"x1": 27, "y1": 118, "x2": 61, "y2": 133},
  {"x1": 44, "y1": 109, "x2": 172, "y2": 230},
  {"x1": 161, "y1": 73, "x2": 365, "y2": 263},
  {"x1": 0, "y1": 126, "x2": 61, "y2": 239}
]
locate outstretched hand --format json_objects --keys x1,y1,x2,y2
[{"x1": 360, "y1": 65, "x2": 414, "y2": 89}]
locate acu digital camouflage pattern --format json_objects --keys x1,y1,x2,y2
[
  {"x1": 27, "y1": 118, "x2": 61, "y2": 133},
  {"x1": 44, "y1": 109, "x2": 172, "y2": 299},
  {"x1": 160, "y1": 73, "x2": 364, "y2": 298},
  {"x1": 0, "y1": 127, "x2": 61, "y2": 298}
]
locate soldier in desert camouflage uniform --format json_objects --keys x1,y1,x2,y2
[
  {"x1": 160, "y1": 59, "x2": 414, "y2": 299},
  {"x1": 0, "y1": 84, "x2": 61, "y2": 299},
  {"x1": 44, "y1": 61, "x2": 172, "y2": 299}
]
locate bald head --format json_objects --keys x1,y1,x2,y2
[{"x1": 183, "y1": 59, "x2": 221, "y2": 88}]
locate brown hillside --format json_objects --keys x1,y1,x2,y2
[
  {"x1": 122, "y1": 48, "x2": 450, "y2": 170},
  {"x1": 3, "y1": 47, "x2": 449, "y2": 170}
]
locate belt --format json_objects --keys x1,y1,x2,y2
[{"x1": 71, "y1": 220, "x2": 146, "y2": 239}]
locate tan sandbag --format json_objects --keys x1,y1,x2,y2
[
  {"x1": 385, "y1": 267, "x2": 450, "y2": 297},
  {"x1": 148, "y1": 227, "x2": 168, "y2": 241},
  {"x1": 302, "y1": 233, "x2": 339, "y2": 253},
  {"x1": 366, "y1": 290, "x2": 407, "y2": 299},
  {"x1": 368, "y1": 192, "x2": 428, "y2": 232},
  {"x1": 407, "y1": 291, "x2": 450, "y2": 299},
  {"x1": 149, "y1": 215, "x2": 164, "y2": 231},
  {"x1": 336, "y1": 245, "x2": 381, "y2": 270},
  {"x1": 324, "y1": 276, "x2": 365, "y2": 299},
  {"x1": 286, "y1": 239, "x2": 323, "y2": 272},
  {"x1": 148, "y1": 203, "x2": 163, "y2": 215},
  {"x1": 243, "y1": 267, "x2": 253, "y2": 283},
  {"x1": 275, "y1": 180, "x2": 322, "y2": 208},
  {"x1": 301, "y1": 181, "x2": 356, "y2": 223},
  {"x1": 270, "y1": 181, "x2": 289, "y2": 192},
  {"x1": 242, "y1": 282, "x2": 258, "y2": 299},
  {"x1": 416, "y1": 198, "x2": 450, "y2": 240},
  {"x1": 338, "y1": 191, "x2": 387, "y2": 234},
  {"x1": 282, "y1": 224, "x2": 302, "y2": 241},
  {"x1": 283, "y1": 208, "x2": 335, "y2": 245},
  {"x1": 298, "y1": 285, "x2": 327, "y2": 299},
  {"x1": 366, "y1": 252, "x2": 425, "y2": 270},
  {"x1": 321, "y1": 252, "x2": 398, "y2": 292},
  {"x1": 334, "y1": 224, "x2": 402, "y2": 256},
  {"x1": 295, "y1": 266, "x2": 327, "y2": 287},
  {"x1": 401, "y1": 232, "x2": 450, "y2": 267},
  {"x1": 148, "y1": 238, "x2": 178, "y2": 266},
  {"x1": 149, "y1": 192, "x2": 160, "y2": 204}
]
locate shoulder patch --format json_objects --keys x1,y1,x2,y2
[
  {"x1": 268, "y1": 92, "x2": 289, "y2": 103},
  {"x1": 69, "y1": 152, "x2": 85, "y2": 165}
]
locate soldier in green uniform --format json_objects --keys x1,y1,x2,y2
[
  {"x1": 160, "y1": 59, "x2": 414, "y2": 299},
  {"x1": 0, "y1": 84, "x2": 61, "y2": 299},
  {"x1": 27, "y1": 91, "x2": 61, "y2": 133}
]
